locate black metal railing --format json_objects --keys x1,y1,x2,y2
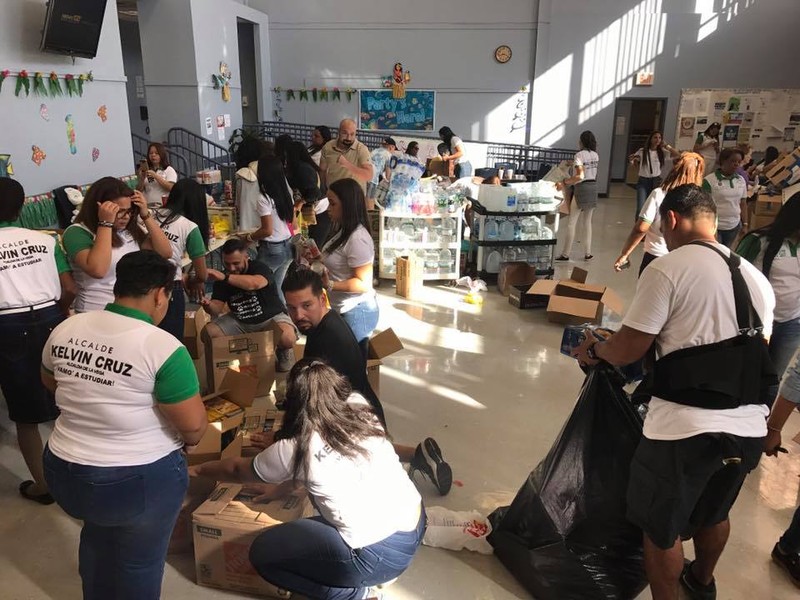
[
  {"x1": 131, "y1": 133, "x2": 191, "y2": 178},
  {"x1": 166, "y1": 127, "x2": 234, "y2": 181}
]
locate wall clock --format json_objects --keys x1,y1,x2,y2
[{"x1": 494, "y1": 45, "x2": 512, "y2": 64}]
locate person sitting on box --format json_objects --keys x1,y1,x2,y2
[
  {"x1": 190, "y1": 359, "x2": 425, "y2": 600},
  {"x1": 200, "y1": 238, "x2": 298, "y2": 372},
  {"x1": 272, "y1": 265, "x2": 452, "y2": 495}
]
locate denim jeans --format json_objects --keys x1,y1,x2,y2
[
  {"x1": 341, "y1": 295, "x2": 380, "y2": 358},
  {"x1": 158, "y1": 281, "x2": 185, "y2": 341},
  {"x1": 43, "y1": 446, "x2": 188, "y2": 600},
  {"x1": 249, "y1": 507, "x2": 425, "y2": 600},
  {"x1": 455, "y1": 161, "x2": 473, "y2": 178},
  {"x1": 717, "y1": 225, "x2": 741, "y2": 248},
  {"x1": 258, "y1": 238, "x2": 293, "y2": 304},
  {"x1": 636, "y1": 176, "x2": 661, "y2": 219},
  {"x1": 770, "y1": 317, "x2": 800, "y2": 379},
  {"x1": 0, "y1": 305, "x2": 64, "y2": 423}
]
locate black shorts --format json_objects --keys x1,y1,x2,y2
[
  {"x1": 626, "y1": 433, "x2": 763, "y2": 550},
  {"x1": 0, "y1": 305, "x2": 63, "y2": 424}
]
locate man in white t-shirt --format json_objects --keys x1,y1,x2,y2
[{"x1": 574, "y1": 184, "x2": 775, "y2": 600}]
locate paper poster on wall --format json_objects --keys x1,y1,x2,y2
[
  {"x1": 359, "y1": 89, "x2": 435, "y2": 131},
  {"x1": 784, "y1": 127, "x2": 796, "y2": 142},
  {"x1": 737, "y1": 128, "x2": 752, "y2": 143},
  {"x1": 723, "y1": 125, "x2": 739, "y2": 143},
  {"x1": 723, "y1": 112, "x2": 743, "y2": 125},
  {"x1": 679, "y1": 117, "x2": 696, "y2": 138},
  {"x1": 696, "y1": 116, "x2": 709, "y2": 127},
  {"x1": 790, "y1": 112, "x2": 800, "y2": 125},
  {"x1": 727, "y1": 97, "x2": 741, "y2": 111},
  {"x1": 205, "y1": 117, "x2": 213, "y2": 135},
  {"x1": 223, "y1": 114, "x2": 231, "y2": 127},
  {"x1": 215, "y1": 115, "x2": 225, "y2": 128},
  {"x1": 695, "y1": 95, "x2": 709, "y2": 115},
  {"x1": 217, "y1": 126, "x2": 226, "y2": 141}
]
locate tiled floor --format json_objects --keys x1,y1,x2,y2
[{"x1": 1, "y1": 184, "x2": 799, "y2": 599}]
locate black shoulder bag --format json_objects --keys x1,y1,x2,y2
[{"x1": 641, "y1": 241, "x2": 777, "y2": 409}]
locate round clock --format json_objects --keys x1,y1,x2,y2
[{"x1": 494, "y1": 45, "x2": 512, "y2": 64}]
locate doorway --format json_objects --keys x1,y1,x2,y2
[
  {"x1": 237, "y1": 19, "x2": 259, "y2": 125},
  {"x1": 609, "y1": 98, "x2": 667, "y2": 185}
]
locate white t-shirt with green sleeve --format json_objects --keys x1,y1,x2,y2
[
  {"x1": 42, "y1": 303, "x2": 199, "y2": 467},
  {"x1": 154, "y1": 210, "x2": 207, "y2": 280}
]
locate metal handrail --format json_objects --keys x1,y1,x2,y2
[
  {"x1": 130, "y1": 133, "x2": 191, "y2": 179},
  {"x1": 166, "y1": 127, "x2": 234, "y2": 181}
]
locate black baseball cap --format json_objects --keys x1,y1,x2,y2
[{"x1": 383, "y1": 137, "x2": 397, "y2": 146}]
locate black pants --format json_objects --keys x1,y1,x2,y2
[
  {"x1": 309, "y1": 210, "x2": 332, "y2": 249},
  {"x1": 638, "y1": 251, "x2": 659, "y2": 277},
  {"x1": 158, "y1": 281, "x2": 185, "y2": 341}
]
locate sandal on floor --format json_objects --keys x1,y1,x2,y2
[{"x1": 19, "y1": 480, "x2": 55, "y2": 505}]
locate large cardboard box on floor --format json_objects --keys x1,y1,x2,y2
[
  {"x1": 753, "y1": 193, "x2": 782, "y2": 217},
  {"x1": 498, "y1": 262, "x2": 539, "y2": 296},
  {"x1": 193, "y1": 484, "x2": 312, "y2": 598},
  {"x1": 184, "y1": 308, "x2": 211, "y2": 359},
  {"x1": 396, "y1": 254, "x2": 423, "y2": 299},
  {"x1": 207, "y1": 330, "x2": 275, "y2": 396},
  {"x1": 367, "y1": 328, "x2": 404, "y2": 397},
  {"x1": 527, "y1": 267, "x2": 623, "y2": 325}
]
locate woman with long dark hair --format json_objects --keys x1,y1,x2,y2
[
  {"x1": 137, "y1": 143, "x2": 178, "y2": 207},
  {"x1": 322, "y1": 178, "x2": 378, "y2": 356},
  {"x1": 750, "y1": 145, "x2": 780, "y2": 185},
  {"x1": 737, "y1": 193, "x2": 800, "y2": 377},
  {"x1": 63, "y1": 177, "x2": 171, "y2": 312},
  {"x1": 244, "y1": 155, "x2": 295, "y2": 300},
  {"x1": 614, "y1": 152, "x2": 705, "y2": 275},
  {"x1": 556, "y1": 130, "x2": 600, "y2": 261},
  {"x1": 189, "y1": 359, "x2": 424, "y2": 600},
  {"x1": 154, "y1": 178, "x2": 210, "y2": 339},
  {"x1": 308, "y1": 125, "x2": 332, "y2": 166},
  {"x1": 628, "y1": 130, "x2": 680, "y2": 218},
  {"x1": 438, "y1": 126, "x2": 472, "y2": 177},
  {"x1": 693, "y1": 122, "x2": 721, "y2": 176},
  {"x1": 285, "y1": 141, "x2": 331, "y2": 247}
]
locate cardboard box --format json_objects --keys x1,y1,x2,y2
[
  {"x1": 366, "y1": 329, "x2": 404, "y2": 397},
  {"x1": 527, "y1": 268, "x2": 624, "y2": 325},
  {"x1": 207, "y1": 331, "x2": 275, "y2": 396},
  {"x1": 184, "y1": 308, "x2": 211, "y2": 359},
  {"x1": 498, "y1": 262, "x2": 538, "y2": 296},
  {"x1": 754, "y1": 193, "x2": 782, "y2": 217},
  {"x1": 396, "y1": 255, "x2": 423, "y2": 299},
  {"x1": 766, "y1": 148, "x2": 800, "y2": 188},
  {"x1": 508, "y1": 283, "x2": 549, "y2": 310},
  {"x1": 426, "y1": 156, "x2": 453, "y2": 178},
  {"x1": 193, "y1": 484, "x2": 311, "y2": 598},
  {"x1": 207, "y1": 206, "x2": 236, "y2": 238},
  {"x1": 751, "y1": 213, "x2": 776, "y2": 230}
]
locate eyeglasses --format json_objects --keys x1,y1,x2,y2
[{"x1": 116, "y1": 208, "x2": 135, "y2": 217}]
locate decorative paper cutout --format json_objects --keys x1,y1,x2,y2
[
  {"x1": 31, "y1": 145, "x2": 46, "y2": 166},
  {"x1": 382, "y1": 63, "x2": 411, "y2": 99},
  {"x1": 211, "y1": 62, "x2": 232, "y2": 102},
  {"x1": 15, "y1": 70, "x2": 30, "y2": 97},
  {"x1": 40, "y1": 104, "x2": 50, "y2": 121},
  {"x1": 48, "y1": 72, "x2": 63, "y2": 96},
  {"x1": 97, "y1": 105, "x2": 108, "y2": 122},
  {"x1": 92, "y1": 147, "x2": 100, "y2": 162},
  {"x1": 65, "y1": 114, "x2": 77, "y2": 155},
  {"x1": 32, "y1": 72, "x2": 47, "y2": 96},
  {"x1": 0, "y1": 153, "x2": 13, "y2": 177}
]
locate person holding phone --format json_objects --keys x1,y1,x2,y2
[
  {"x1": 63, "y1": 177, "x2": 172, "y2": 312},
  {"x1": 628, "y1": 131, "x2": 680, "y2": 219},
  {"x1": 693, "y1": 122, "x2": 721, "y2": 176},
  {"x1": 137, "y1": 143, "x2": 178, "y2": 208}
]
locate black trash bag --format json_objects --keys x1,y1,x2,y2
[{"x1": 488, "y1": 367, "x2": 647, "y2": 600}]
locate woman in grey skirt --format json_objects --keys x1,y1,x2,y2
[{"x1": 556, "y1": 131, "x2": 599, "y2": 261}]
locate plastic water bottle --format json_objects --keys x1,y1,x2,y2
[
  {"x1": 499, "y1": 219, "x2": 515, "y2": 241},
  {"x1": 485, "y1": 250, "x2": 502, "y2": 273},
  {"x1": 438, "y1": 249, "x2": 452, "y2": 273},
  {"x1": 485, "y1": 218, "x2": 499, "y2": 240}
]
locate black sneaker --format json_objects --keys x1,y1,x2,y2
[
  {"x1": 772, "y1": 542, "x2": 800, "y2": 588},
  {"x1": 680, "y1": 559, "x2": 716, "y2": 600},
  {"x1": 410, "y1": 438, "x2": 452, "y2": 495},
  {"x1": 555, "y1": 254, "x2": 570, "y2": 261}
]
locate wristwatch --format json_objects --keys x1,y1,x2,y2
[
  {"x1": 586, "y1": 341, "x2": 601, "y2": 361},
  {"x1": 223, "y1": 273, "x2": 230, "y2": 283}
]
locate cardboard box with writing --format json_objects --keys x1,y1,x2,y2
[
  {"x1": 193, "y1": 484, "x2": 311, "y2": 598},
  {"x1": 754, "y1": 193, "x2": 782, "y2": 217},
  {"x1": 527, "y1": 268, "x2": 624, "y2": 325},
  {"x1": 498, "y1": 262, "x2": 539, "y2": 296},
  {"x1": 207, "y1": 330, "x2": 275, "y2": 396},
  {"x1": 766, "y1": 148, "x2": 800, "y2": 188},
  {"x1": 367, "y1": 328, "x2": 404, "y2": 397},
  {"x1": 184, "y1": 308, "x2": 211, "y2": 359},
  {"x1": 508, "y1": 283, "x2": 549, "y2": 310},
  {"x1": 396, "y1": 255, "x2": 423, "y2": 299}
]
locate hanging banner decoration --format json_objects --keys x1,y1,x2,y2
[
  {"x1": 65, "y1": 114, "x2": 77, "y2": 155},
  {"x1": 31, "y1": 145, "x2": 46, "y2": 166},
  {"x1": 359, "y1": 89, "x2": 435, "y2": 131},
  {"x1": 48, "y1": 71, "x2": 63, "y2": 96},
  {"x1": 40, "y1": 103, "x2": 50, "y2": 121},
  {"x1": 15, "y1": 70, "x2": 30, "y2": 97},
  {"x1": 97, "y1": 105, "x2": 108, "y2": 122},
  {"x1": 32, "y1": 72, "x2": 47, "y2": 96}
]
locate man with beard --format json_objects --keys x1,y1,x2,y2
[{"x1": 319, "y1": 118, "x2": 373, "y2": 195}]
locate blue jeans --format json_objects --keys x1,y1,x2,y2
[
  {"x1": 455, "y1": 161, "x2": 473, "y2": 178},
  {"x1": 770, "y1": 317, "x2": 800, "y2": 379},
  {"x1": 158, "y1": 281, "x2": 185, "y2": 341},
  {"x1": 258, "y1": 238, "x2": 293, "y2": 304},
  {"x1": 249, "y1": 507, "x2": 425, "y2": 600},
  {"x1": 43, "y1": 446, "x2": 188, "y2": 600},
  {"x1": 636, "y1": 176, "x2": 661, "y2": 219},
  {"x1": 717, "y1": 225, "x2": 741, "y2": 248},
  {"x1": 341, "y1": 295, "x2": 380, "y2": 358}
]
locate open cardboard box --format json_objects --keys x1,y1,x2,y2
[
  {"x1": 527, "y1": 267, "x2": 624, "y2": 325},
  {"x1": 766, "y1": 148, "x2": 800, "y2": 188},
  {"x1": 367, "y1": 328, "x2": 404, "y2": 397},
  {"x1": 207, "y1": 330, "x2": 275, "y2": 396},
  {"x1": 184, "y1": 308, "x2": 211, "y2": 359},
  {"x1": 193, "y1": 484, "x2": 312, "y2": 598},
  {"x1": 498, "y1": 262, "x2": 539, "y2": 297}
]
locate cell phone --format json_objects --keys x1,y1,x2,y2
[{"x1": 619, "y1": 259, "x2": 631, "y2": 270}]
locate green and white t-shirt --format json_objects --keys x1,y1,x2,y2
[
  {"x1": 43, "y1": 303, "x2": 199, "y2": 466},
  {"x1": 154, "y1": 210, "x2": 207, "y2": 280},
  {"x1": 62, "y1": 223, "x2": 140, "y2": 312},
  {"x1": 702, "y1": 170, "x2": 747, "y2": 231},
  {"x1": 738, "y1": 233, "x2": 800, "y2": 322},
  {"x1": 0, "y1": 223, "x2": 70, "y2": 311}
]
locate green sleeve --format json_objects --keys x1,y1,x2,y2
[
  {"x1": 154, "y1": 346, "x2": 200, "y2": 404},
  {"x1": 695, "y1": 133, "x2": 703, "y2": 144},
  {"x1": 735, "y1": 233, "x2": 762, "y2": 264},
  {"x1": 62, "y1": 226, "x2": 94, "y2": 259},
  {"x1": 701, "y1": 179, "x2": 712, "y2": 193},
  {"x1": 185, "y1": 227, "x2": 207, "y2": 259},
  {"x1": 54, "y1": 240, "x2": 70, "y2": 273}
]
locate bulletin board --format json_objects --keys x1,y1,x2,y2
[
  {"x1": 675, "y1": 88, "x2": 800, "y2": 152},
  {"x1": 358, "y1": 89, "x2": 435, "y2": 131}
]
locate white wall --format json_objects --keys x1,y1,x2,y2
[
  {"x1": 531, "y1": 0, "x2": 800, "y2": 194},
  {"x1": 0, "y1": 0, "x2": 133, "y2": 196},
  {"x1": 244, "y1": 0, "x2": 536, "y2": 143}
]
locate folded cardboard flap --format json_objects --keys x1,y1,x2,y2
[
  {"x1": 194, "y1": 484, "x2": 309, "y2": 522},
  {"x1": 208, "y1": 330, "x2": 275, "y2": 396},
  {"x1": 498, "y1": 262, "x2": 539, "y2": 296},
  {"x1": 368, "y1": 328, "x2": 404, "y2": 360},
  {"x1": 526, "y1": 268, "x2": 622, "y2": 325},
  {"x1": 184, "y1": 308, "x2": 210, "y2": 359}
]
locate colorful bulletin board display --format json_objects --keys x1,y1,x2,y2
[
  {"x1": 359, "y1": 89, "x2": 435, "y2": 131},
  {"x1": 675, "y1": 88, "x2": 800, "y2": 153}
]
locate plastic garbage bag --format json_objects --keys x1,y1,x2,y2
[
  {"x1": 422, "y1": 507, "x2": 493, "y2": 554},
  {"x1": 488, "y1": 368, "x2": 647, "y2": 600}
]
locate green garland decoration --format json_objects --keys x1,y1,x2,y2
[
  {"x1": 64, "y1": 74, "x2": 77, "y2": 96},
  {"x1": 345, "y1": 88, "x2": 355, "y2": 102},
  {"x1": 32, "y1": 72, "x2": 47, "y2": 96},
  {"x1": 319, "y1": 87, "x2": 328, "y2": 101},
  {"x1": 286, "y1": 89, "x2": 295, "y2": 100},
  {"x1": 299, "y1": 89, "x2": 309, "y2": 101},
  {"x1": 332, "y1": 88, "x2": 341, "y2": 101},
  {"x1": 0, "y1": 70, "x2": 8, "y2": 93},
  {"x1": 311, "y1": 88, "x2": 318, "y2": 102},
  {"x1": 15, "y1": 70, "x2": 30, "y2": 97},
  {"x1": 48, "y1": 71, "x2": 63, "y2": 96}
]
